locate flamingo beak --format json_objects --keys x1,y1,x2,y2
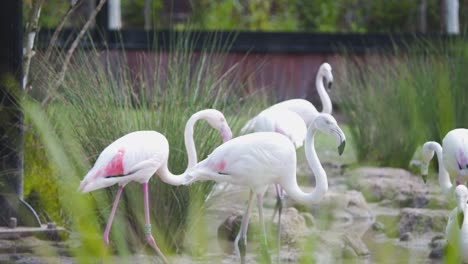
[
  {"x1": 221, "y1": 123, "x2": 233, "y2": 143},
  {"x1": 338, "y1": 140, "x2": 346, "y2": 156},
  {"x1": 458, "y1": 211, "x2": 464, "y2": 229}
]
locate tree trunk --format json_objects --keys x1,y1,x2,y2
[
  {"x1": 144, "y1": 0, "x2": 151, "y2": 30},
  {"x1": 418, "y1": 0, "x2": 427, "y2": 33},
  {"x1": 444, "y1": 0, "x2": 460, "y2": 34},
  {"x1": 0, "y1": 0, "x2": 41, "y2": 227},
  {"x1": 108, "y1": 0, "x2": 121, "y2": 29}
]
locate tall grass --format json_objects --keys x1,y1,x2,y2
[
  {"x1": 337, "y1": 39, "x2": 468, "y2": 168},
  {"x1": 24, "y1": 32, "x2": 266, "y2": 258}
]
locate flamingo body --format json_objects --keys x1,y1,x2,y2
[
  {"x1": 80, "y1": 131, "x2": 169, "y2": 193},
  {"x1": 240, "y1": 109, "x2": 307, "y2": 149},
  {"x1": 442, "y1": 129, "x2": 468, "y2": 181},
  {"x1": 194, "y1": 132, "x2": 296, "y2": 188},
  {"x1": 445, "y1": 185, "x2": 468, "y2": 262}
]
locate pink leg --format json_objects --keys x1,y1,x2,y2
[
  {"x1": 142, "y1": 182, "x2": 169, "y2": 264},
  {"x1": 103, "y1": 185, "x2": 124, "y2": 246}
]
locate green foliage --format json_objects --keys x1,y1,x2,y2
[
  {"x1": 337, "y1": 39, "x2": 468, "y2": 168},
  {"x1": 190, "y1": 0, "x2": 298, "y2": 31},
  {"x1": 121, "y1": 0, "x2": 164, "y2": 28}
]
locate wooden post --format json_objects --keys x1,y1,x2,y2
[{"x1": 0, "y1": 0, "x2": 41, "y2": 227}]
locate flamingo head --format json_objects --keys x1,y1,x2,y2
[
  {"x1": 202, "y1": 109, "x2": 233, "y2": 143},
  {"x1": 313, "y1": 113, "x2": 346, "y2": 155},
  {"x1": 420, "y1": 142, "x2": 437, "y2": 183},
  {"x1": 319, "y1": 62, "x2": 333, "y2": 90}
]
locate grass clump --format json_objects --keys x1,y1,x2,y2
[{"x1": 337, "y1": 38, "x2": 468, "y2": 168}]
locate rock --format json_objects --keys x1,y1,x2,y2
[
  {"x1": 342, "y1": 245, "x2": 358, "y2": 258},
  {"x1": 372, "y1": 222, "x2": 385, "y2": 232},
  {"x1": 399, "y1": 232, "x2": 413, "y2": 241},
  {"x1": 291, "y1": 189, "x2": 373, "y2": 220},
  {"x1": 217, "y1": 207, "x2": 309, "y2": 253},
  {"x1": 429, "y1": 234, "x2": 447, "y2": 259},
  {"x1": 342, "y1": 232, "x2": 370, "y2": 256},
  {"x1": 430, "y1": 234, "x2": 446, "y2": 248},
  {"x1": 280, "y1": 207, "x2": 309, "y2": 244},
  {"x1": 301, "y1": 212, "x2": 315, "y2": 227},
  {"x1": 345, "y1": 167, "x2": 448, "y2": 208},
  {"x1": 399, "y1": 208, "x2": 450, "y2": 236}
]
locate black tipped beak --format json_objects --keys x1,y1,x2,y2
[
  {"x1": 338, "y1": 140, "x2": 346, "y2": 156},
  {"x1": 458, "y1": 211, "x2": 464, "y2": 229},
  {"x1": 422, "y1": 174, "x2": 427, "y2": 184},
  {"x1": 328, "y1": 81, "x2": 333, "y2": 90}
]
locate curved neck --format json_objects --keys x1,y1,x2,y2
[
  {"x1": 280, "y1": 124, "x2": 327, "y2": 204},
  {"x1": 157, "y1": 112, "x2": 204, "y2": 186},
  {"x1": 432, "y1": 142, "x2": 453, "y2": 194},
  {"x1": 316, "y1": 71, "x2": 332, "y2": 114}
]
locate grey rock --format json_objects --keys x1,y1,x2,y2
[
  {"x1": 372, "y1": 221, "x2": 385, "y2": 232},
  {"x1": 343, "y1": 232, "x2": 370, "y2": 256},
  {"x1": 345, "y1": 166, "x2": 448, "y2": 208},
  {"x1": 293, "y1": 189, "x2": 373, "y2": 220},
  {"x1": 342, "y1": 245, "x2": 358, "y2": 258},
  {"x1": 399, "y1": 232, "x2": 413, "y2": 241},
  {"x1": 399, "y1": 208, "x2": 450, "y2": 236},
  {"x1": 280, "y1": 207, "x2": 309, "y2": 244}
]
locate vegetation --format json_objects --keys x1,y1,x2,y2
[
  {"x1": 26, "y1": 0, "x2": 468, "y2": 33},
  {"x1": 23, "y1": 32, "x2": 267, "y2": 256},
  {"x1": 337, "y1": 39, "x2": 468, "y2": 168}
]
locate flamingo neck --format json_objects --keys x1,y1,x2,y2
[
  {"x1": 315, "y1": 71, "x2": 332, "y2": 114},
  {"x1": 158, "y1": 112, "x2": 207, "y2": 186},
  {"x1": 280, "y1": 124, "x2": 327, "y2": 204},
  {"x1": 433, "y1": 143, "x2": 453, "y2": 194}
]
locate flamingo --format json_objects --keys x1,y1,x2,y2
[
  {"x1": 421, "y1": 129, "x2": 468, "y2": 194},
  {"x1": 239, "y1": 62, "x2": 334, "y2": 253},
  {"x1": 442, "y1": 129, "x2": 468, "y2": 184},
  {"x1": 184, "y1": 113, "x2": 346, "y2": 262},
  {"x1": 240, "y1": 62, "x2": 334, "y2": 137},
  {"x1": 78, "y1": 109, "x2": 233, "y2": 263},
  {"x1": 445, "y1": 184, "x2": 468, "y2": 262}
]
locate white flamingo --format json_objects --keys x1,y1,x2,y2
[
  {"x1": 239, "y1": 62, "x2": 334, "y2": 250},
  {"x1": 445, "y1": 184, "x2": 468, "y2": 262},
  {"x1": 241, "y1": 62, "x2": 334, "y2": 138},
  {"x1": 442, "y1": 129, "x2": 468, "y2": 184},
  {"x1": 79, "y1": 109, "x2": 232, "y2": 263},
  {"x1": 184, "y1": 113, "x2": 346, "y2": 262},
  {"x1": 421, "y1": 129, "x2": 468, "y2": 194}
]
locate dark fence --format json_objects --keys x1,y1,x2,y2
[{"x1": 36, "y1": 29, "x2": 459, "y2": 101}]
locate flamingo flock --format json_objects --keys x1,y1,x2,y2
[
  {"x1": 420, "y1": 128, "x2": 468, "y2": 262},
  {"x1": 79, "y1": 62, "x2": 468, "y2": 263}
]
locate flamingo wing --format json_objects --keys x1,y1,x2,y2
[{"x1": 79, "y1": 131, "x2": 169, "y2": 193}]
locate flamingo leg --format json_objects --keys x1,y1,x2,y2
[
  {"x1": 103, "y1": 185, "x2": 124, "y2": 246},
  {"x1": 273, "y1": 184, "x2": 284, "y2": 263},
  {"x1": 256, "y1": 193, "x2": 272, "y2": 264},
  {"x1": 142, "y1": 182, "x2": 169, "y2": 264},
  {"x1": 235, "y1": 190, "x2": 254, "y2": 263}
]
